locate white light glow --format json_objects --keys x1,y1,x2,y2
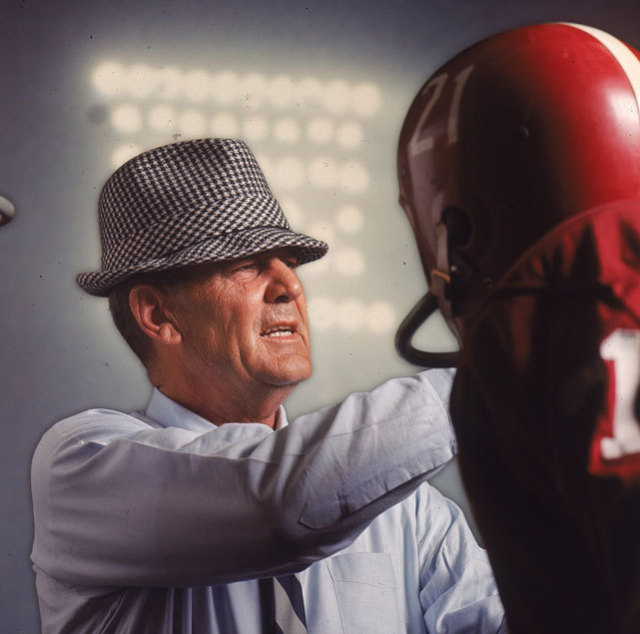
[
  {"x1": 334, "y1": 248, "x2": 365, "y2": 276},
  {"x1": 211, "y1": 112, "x2": 239, "y2": 137},
  {"x1": 269, "y1": 75, "x2": 295, "y2": 109},
  {"x1": 367, "y1": 302, "x2": 395, "y2": 333},
  {"x1": 296, "y1": 77, "x2": 323, "y2": 111},
  {"x1": 308, "y1": 156, "x2": 337, "y2": 188},
  {"x1": 307, "y1": 221, "x2": 335, "y2": 245},
  {"x1": 273, "y1": 156, "x2": 305, "y2": 189},
  {"x1": 111, "y1": 104, "x2": 142, "y2": 132},
  {"x1": 148, "y1": 104, "x2": 176, "y2": 131},
  {"x1": 307, "y1": 117, "x2": 334, "y2": 144},
  {"x1": 274, "y1": 118, "x2": 300, "y2": 144},
  {"x1": 157, "y1": 66, "x2": 184, "y2": 100},
  {"x1": 340, "y1": 161, "x2": 369, "y2": 192},
  {"x1": 127, "y1": 64, "x2": 157, "y2": 99},
  {"x1": 111, "y1": 143, "x2": 141, "y2": 168},
  {"x1": 338, "y1": 299, "x2": 365, "y2": 331},
  {"x1": 336, "y1": 205, "x2": 364, "y2": 233},
  {"x1": 92, "y1": 61, "x2": 124, "y2": 97},
  {"x1": 179, "y1": 109, "x2": 207, "y2": 137},
  {"x1": 243, "y1": 115, "x2": 269, "y2": 141},
  {"x1": 352, "y1": 82, "x2": 382, "y2": 116},
  {"x1": 214, "y1": 71, "x2": 240, "y2": 106},
  {"x1": 308, "y1": 297, "x2": 337, "y2": 330},
  {"x1": 185, "y1": 69, "x2": 211, "y2": 103},
  {"x1": 324, "y1": 80, "x2": 351, "y2": 114},
  {"x1": 241, "y1": 73, "x2": 268, "y2": 109},
  {"x1": 307, "y1": 297, "x2": 397, "y2": 333},
  {"x1": 336, "y1": 121, "x2": 363, "y2": 149}
]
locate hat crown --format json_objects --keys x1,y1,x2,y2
[
  {"x1": 77, "y1": 138, "x2": 327, "y2": 296},
  {"x1": 98, "y1": 139, "x2": 288, "y2": 267}
]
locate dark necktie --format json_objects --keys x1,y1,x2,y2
[
  {"x1": 274, "y1": 574, "x2": 307, "y2": 633},
  {"x1": 259, "y1": 574, "x2": 307, "y2": 633}
]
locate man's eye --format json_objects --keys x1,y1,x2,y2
[{"x1": 227, "y1": 262, "x2": 257, "y2": 275}]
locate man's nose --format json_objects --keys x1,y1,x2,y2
[{"x1": 264, "y1": 258, "x2": 304, "y2": 303}]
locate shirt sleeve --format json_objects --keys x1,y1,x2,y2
[
  {"x1": 416, "y1": 484, "x2": 507, "y2": 633},
  {"x1": 31, "y1": 370, "x2": 457, "y2": 588}
]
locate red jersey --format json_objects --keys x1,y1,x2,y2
[{"x1": 450, "y1": 200, "x2": 640, "y2": 633}]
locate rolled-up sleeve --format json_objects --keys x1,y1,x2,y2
[{"x1": 31, "y1": 370, "x2": 456, "y2": 588}]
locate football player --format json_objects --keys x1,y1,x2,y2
[{"x1": 396, "y1": 22, "x2": 640, "y2": 633}]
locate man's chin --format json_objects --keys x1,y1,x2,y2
[{"x1": 256, "y1": 359, "x2": 313, "y2": 389}]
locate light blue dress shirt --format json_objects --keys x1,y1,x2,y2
[{"x1": 31, "y1": 370, "x2": 506, "y2": 633}]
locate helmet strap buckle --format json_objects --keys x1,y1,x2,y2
[{"x1": 430, "y1": 222, "x2": 452, "y2": 300}]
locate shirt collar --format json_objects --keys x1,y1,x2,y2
[{"x1": 144, "y1": 388, "x2": 288, "y2": 432}]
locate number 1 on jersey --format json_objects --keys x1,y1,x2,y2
[{"x1": 599, "y1": 329, "x2": 640, "y2": 460}]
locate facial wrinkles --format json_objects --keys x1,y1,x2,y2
[
  {"x1": 171, "y1": 251, "x2": 311, "y2": 384},
  {"x1": 172, "y1": 279, "x2": 226, "y2": 372},
  {"x1": 247, "y1": 267, "x2": 310, "y2": 383},
  {"x1": 178, "y1": 272, "x2": 262, "y2": 369},
  {"x1": 260, "y1": 296, "x2": 306, "y2": 333}
]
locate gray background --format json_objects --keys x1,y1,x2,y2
[{"x1": 2, "y1": 1, "x2": 640, "y2": 631}]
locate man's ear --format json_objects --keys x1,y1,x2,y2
[{"x1": 128, "y1": 285, "x2": 182, "y2": 346}]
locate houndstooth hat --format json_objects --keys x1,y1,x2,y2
[{"x1": 76, "y1": 138, "x2": 328, "y2": 296}]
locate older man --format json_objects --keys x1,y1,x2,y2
[{"x1": 31, "y1": 138, "x2": 504, "y2": 633}]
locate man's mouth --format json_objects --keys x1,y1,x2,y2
[{"x1": 261, "y1": 325, "x2": 296, "y2": 338}]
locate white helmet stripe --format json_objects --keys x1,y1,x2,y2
[{"x1": 564, "y1": 22, "x2": 640, "y2": 120}]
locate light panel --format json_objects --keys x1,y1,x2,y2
[
  {"x1": 148, "y1": 104, "x2": 175, "y2": 131},
  {"x1": 307, "y1": 117, "x2": 334, "y2": 144},
  {"x1": 179, "y1": 109, "x2": 207, "y2": 137},
  {"x1": 335, "y1": 205, "x2": 364, "y2": 233},
  {"x1": 92, "y1": 62, "x2": 392, "y2": 334},
  {"x1": 111, "y1": 103, "x2": 142, "y2": 133},
  {"x1": 210, "y1": 112, "x2": 239, "y2": 137},
  {"x1": 273, "y1": 118, "x2": 300, "y2": 144}
]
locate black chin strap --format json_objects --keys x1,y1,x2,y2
[{"x1": 395, "y1": 291, "x2": 459, "y2": 368}]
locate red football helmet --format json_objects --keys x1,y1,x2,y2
[{"x1": 396, "y1": 23, "x2": 640, "y2": 366}]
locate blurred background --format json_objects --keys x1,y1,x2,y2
[{"x1": 3, "y1": 0, "x2": 640, "y2": 630}]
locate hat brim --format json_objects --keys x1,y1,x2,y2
[{"x1": 76, "y1": 226, "x2": 328, "y2": 296}]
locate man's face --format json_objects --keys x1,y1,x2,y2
[{"x1": 170, "y1": 248, "x2": 312, "y2": 399}]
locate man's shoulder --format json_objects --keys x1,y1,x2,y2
[{"x1": 35, "y1": 407, "x2": 154, "y2": 459}]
